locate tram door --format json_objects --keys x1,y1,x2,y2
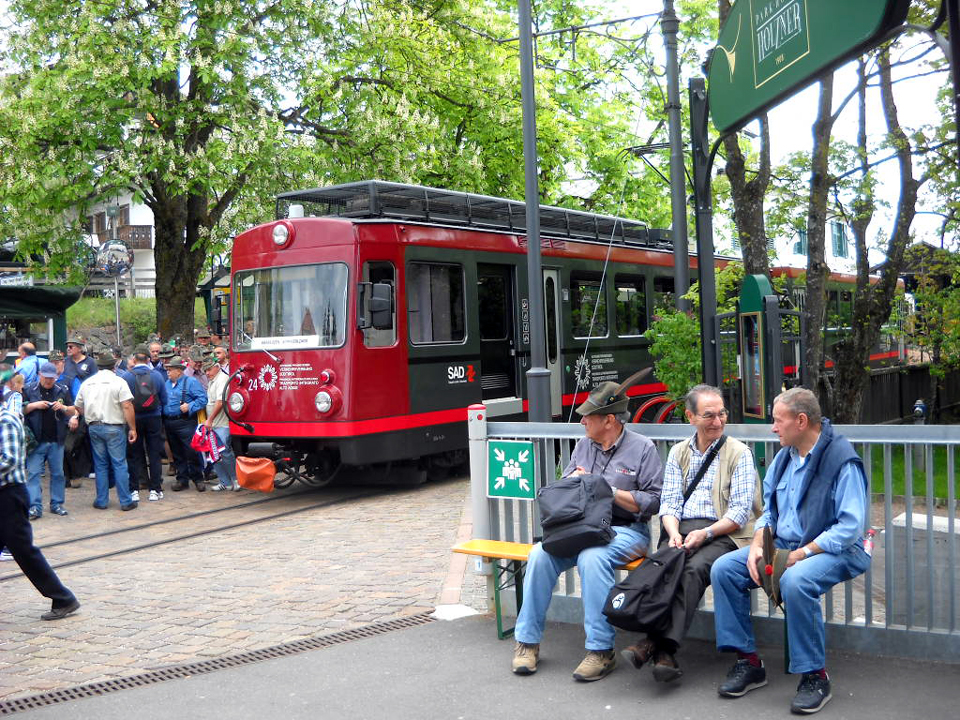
[
  {"x1": 477, "y1": 264, "x2": 517, "y2": 400},
  {"x1": 543, "y1": 269, "x2": 562, "y2": 416}
]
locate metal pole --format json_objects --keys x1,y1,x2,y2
[
  {"x1": 518, "y1": 0, "x2": 551, "y2": 425},
  {"x1": 662, "y1": 0, "x2": 690, "y2": 312},
  {"x1": 468, "y1": 404, "x2": 490, "y2": 540},
  {"x1": 689, "y1": 78, "x2": 719, "y2": 386},
  {"x1": 113, "y1": 275, "x2": 121, "y2": 346}
]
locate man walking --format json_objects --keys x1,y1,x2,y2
[
  {"x1": 125, "y1": 346, "x2": 169, "y2": 502},
  {"x1": 24, "y1": 362, "x2": 78, "y2": 519},
  {"x1": 162, "y1": 356, "x2": 207, "y2": 492},
  {"x1": 0, "y1": 379, "x2": 80, "y2": 620},
  {"x1": 621, "y1": 385, "x2": 761, "y2": 682},
  {"x1": 74, "y1": 352, "x2": 138, "y2": 511},
  {"x1": 711, "y1": 387, "x2": 871, "y2": 714}
]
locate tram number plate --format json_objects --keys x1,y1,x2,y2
[{"x1": 487, "y1": 440, "x2": 536, "y2": 500}]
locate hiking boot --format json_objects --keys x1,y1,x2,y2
[
  {"x1": 652, "y1": 652, "x2": 683, "y2": 683},
  {"x1": 511, "y1": 642, "x2": 539, "y2": 675},
  {"x1": 621, "y1": 638, "x2": 656, "y2": 670},
  {"x1": 718, "y1": 659, "x2": 767, "y2": 697},
  {"x1": 194, "y1": 480, "x2": 206, "y2": 492},
  {"x1": 171, "y1": 481, "x2": 189, "y2": 491},
  {"x1": 573, "y1": 649, "x2": 616, "y2": 681},
  {"x1": 790, "y1": 672, "x2": 831, "y2": 714}
]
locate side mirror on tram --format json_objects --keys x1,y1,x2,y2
[{"x1": 357, "y1": 282, "x2": 394, "y2": 330}]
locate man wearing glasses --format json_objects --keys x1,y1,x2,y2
[{"x1": 621, "y1": 384, "x2": 761, "y2": 683}]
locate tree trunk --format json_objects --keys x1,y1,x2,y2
[
  {"x1": 832, "y1": 51, "x2": 920, "y2": 423},
  {"x1": 802, "y1": 75, "x2": 835, "y2": 399},
  {"x1": 151, "y1": 193, "x2": 208, "y2": 344}
]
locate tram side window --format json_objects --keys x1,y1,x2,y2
[
  {"x1": 615, "y1": 275, "x2": 647, "y2": 336},
  {"x1": 362, "y1": 261, "x2": 397, "y2": 348},
  {"x1": 407, "y1": 262, "x2": 465, "y2": 344},
  {"x1": 570, "y1": 275, "x2": 607, "y2": 338},
  {"x1": 478, "y1": 274, "x2": 508, "y2": 341},
  {"x1": 653, "y1": 277, "x2": 675, "y2": 314}
]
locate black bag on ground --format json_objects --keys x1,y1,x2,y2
[
  {"x1": 602, "y1": 545, "x2": 687, "y2": 633},
  {"x1": 537, "y1": 474, "x2": 615, "y2": 557}
]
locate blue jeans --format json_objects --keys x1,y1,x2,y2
[
  {"x1": 210, "y1": 426, "x2": 237, "y2": 488},
  {"x1": 515, "y1": 523, "x2": 650, "y2": 651},
  {"x1": 711, "y1": 541, "x2": 870, "y2": 673},
  {"x1": 88, "y1": 424, "x2": 132, "y2": 507},
  {"x1": 26, "y1": 442, "x2": 66, "y2": 512}
]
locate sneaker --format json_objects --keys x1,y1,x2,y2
[
  {"x1": 50, "y1": 505, "x2": 69, "y2": 516},
  {"x1": 573, "y1": 649, "x2": 616, "y2": 682},
  {"x1": 232, "y1": 482, "x2": 242, "y2": 491},
  {"x1": 210, "y1": 483, "x2": 232, "y2": 492},
  {"x1": 130, "y1": 490, "x2": 140, "y2": 503},
  {"x1": 511, "y1": 642, "x2": 539, "y2": 675},
  {"x1": 621, "y1": 638, "x2": 656, "y2": 670},
  {"x1": 148, "y1": 490, "x2": 162, "y2": 501},
  {"x1": 28, "y1": 507, "x2": 42, "y2": 520},
  {"x1": 718, "y1": 659, "x2": 767, "y2": 698},
  {"x1": 0, "y1": 548, "x2": 14, "y2": 562},
  {"x1": 651, "y1": 652, "x2": 683, "y2": 683},
  {"x1": 791, "y1": 672, "x2": 832, "y2": 714}
]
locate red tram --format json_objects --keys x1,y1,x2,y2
[{"x1": 225, "y1": 181, "x2": 690, "y2": 484}]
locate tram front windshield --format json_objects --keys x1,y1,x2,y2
[{"x1": 234, "y1": 263, "x2": 348, "y2": 351}]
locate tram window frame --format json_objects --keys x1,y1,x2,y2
[
  {"x1": 406, "y1": 261, "x2": 467, "y2": 345},
  {"x1": 362, "y1": 261, "x2": 397, "y2": 348},
  {"x1": 614, "y1": 275, "x2": 647, "y2": 337},
  {"x1": 653, "y1": 276, "x2": 676, "y2": 314},
  {"x1": 570, "y1": 273, "x2": 608, "y2": 339}
]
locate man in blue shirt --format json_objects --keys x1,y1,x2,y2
[
  {"x1": 125, "y1": 346, "x2": 169, "y2": 502},
  {"x1": 162, "y1": 356, "x2": 207, "y2": 492},
  {"x1": 711, "y1": 387, "x2": 870, "y2": 715},
  {"x1": 0, "y1": 380, "x2": 80, "y2": 620},
  {"x1": 14, "y1": 343, "x2": 42, "y2": 385}
]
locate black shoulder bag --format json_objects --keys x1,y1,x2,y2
[{"x1": 602, "y1": 435, "x2": 727, "y2": 633}]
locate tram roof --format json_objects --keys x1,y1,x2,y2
[{"x1": 275, "y1": 180, "x2": 672, "y2": 250}]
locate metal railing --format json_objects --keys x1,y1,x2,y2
[{"x1": 467, "y1": 409, "x2": 960, "y2": 663}]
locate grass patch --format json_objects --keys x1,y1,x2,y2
[
  {"x1": 67, "y1": 297, "x2": 209, "y2": 345},
  {"x1": 866, "y1": 444, "x2": 956, "y2": 498}
]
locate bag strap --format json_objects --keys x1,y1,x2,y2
[{"x1": 682, "y1": 435, "x2": 727, "y2": 505}]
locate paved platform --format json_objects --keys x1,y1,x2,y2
[{"x1": 10, "y1": 615, "x2": 960, "y2": 719}]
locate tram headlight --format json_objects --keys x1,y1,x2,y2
[
  {"x1": 228, "y1": 392, "x2": 246, "y2": 414},
  {"x1": 271, "y1": 220, "x2": 294, "y2": 247},
  {"x1": 315, "y1": 390, "x2": 333, "y2": 414}
]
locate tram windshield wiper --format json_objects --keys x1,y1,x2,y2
[{"x1": 241, "y1": 330, "x2": 280, "y2": 364}]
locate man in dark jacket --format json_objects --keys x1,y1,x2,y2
[
  {"x1": 710, "y1": 387, "x2": 870, "y2": 715},
  {"x1": 125, "y1": 346, "x2": 169, "y2": 502},
  {"x1": 23, "y1": 363, "x2": 78, "y2": 519}
]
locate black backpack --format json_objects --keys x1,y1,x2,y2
[
  {"x1": 132, "y1": 371, "x2": 158, "y2": 412},
  {"x1": 602, "y1": 545, "x2": 687, "y2": 633},
  {"x1": 537, "y1": 474, "x2": 615, "y2": 557}
]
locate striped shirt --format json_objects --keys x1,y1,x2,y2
[
  {"x1": 0, "y1": 406, "x2": 26, "y2": 487},
  {"x1": 659, "y1": 435, "x2": 756, "y2": 528}
]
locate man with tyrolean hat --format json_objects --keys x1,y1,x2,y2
[{"x1": 511, "y1": 370, "x2": 663, "y2": 682}]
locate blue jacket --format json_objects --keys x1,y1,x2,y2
[
  {"x1": 125, "y1": 365, "x2": 169, "y2": 418},
  {"x1": 766, "y1": 418, "x2": 863, "y2": 547},
  {"x1": 15, "y1": 355, "x2": 42, "y2": 385},
  {"x1": 163, "y1": 375, "x2": 207, "y2": 419},
  {"x1": 149, "y1": 359, "x2": 169, "y2": 383},
  {"x1": 22, "y1": 380, "x2": 74, "y2": 444}
]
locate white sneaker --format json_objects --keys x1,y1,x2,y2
[
  {"x1": 148, "y1": 490, "x2": 162, "y2": 501},
  {"x1": 130, "y1": 490, "x2": 140, "y2": 503},
  {"x1": 232, "y1": 482, "x2": 241, "y2": 491},
  {"x1": 0, "y1": 548, "x2": 14, "y2": 562}
]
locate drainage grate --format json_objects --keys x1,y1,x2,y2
[{"x1": 0, "y1": 612, "x2": 435, "y2": 715}]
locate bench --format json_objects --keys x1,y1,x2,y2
[{"x1": 452, "y1": 538, "x2": 644, "y2": 640}]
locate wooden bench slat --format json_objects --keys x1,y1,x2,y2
[{"x1": 452, "y1": 538, "x2": 643, "y2": 570}]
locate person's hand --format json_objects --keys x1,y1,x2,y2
[
  {"x1": 569, "y1": 465, "x2": 588, "y2": 476},
  {"x1": 668, "y1": 533, "x2": 685, "y2": 549},
  {"x1": 203, "y1": 419, "x2": 213, "y2": 430},
  {"x1": 785, "y1": 548, "x2": 805, "y2": 568},
  {"x1": 51, "y1": 401, "x2": 63, "y2": 411},
  {"x1": 68, "y1": 416, "x2": 79, "y2": 430},
  {"x1": 128, "y1": 428, "x2": 137, "y2": 444},
  {"x1": 683, "y1": 529, "x2": 709, "y2": 553},
  {"x1": 179, "y1": 402, "x2": 189, "y2": 414},
  {"x1": 747, "y1": 540, "x2": 764, "y2": 586}
]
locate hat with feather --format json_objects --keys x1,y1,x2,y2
[{"x1": 575, "y1": 367, "x2": 652, "y2": 417}]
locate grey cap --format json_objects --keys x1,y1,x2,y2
[{"x1": 39, "y1": 362, "x2": 59, "y2": 379}]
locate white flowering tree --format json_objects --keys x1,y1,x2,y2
[{"x1": 0, "y1": 0, "x2": 669, "y2": 339}]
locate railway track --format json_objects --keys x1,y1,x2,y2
[{"x1": 0, "y1": 486, "x2": 384, "y2": 583}]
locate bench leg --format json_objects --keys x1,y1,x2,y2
[{"x1": 493, "y1": 559, "x2": 525, "y2": 640}]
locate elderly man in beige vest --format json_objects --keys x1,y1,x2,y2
[{"x1": 621, "y1": 384, "x2": 761, "y2": 683}]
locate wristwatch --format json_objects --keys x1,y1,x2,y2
[{"x1": 704, "y1": 527, "x2": 715, "y2": 541}]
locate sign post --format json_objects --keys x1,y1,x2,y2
[{"x1": 487, "y1": 440, "x2": 536, "y2": 501}]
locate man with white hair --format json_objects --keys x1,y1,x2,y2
[{"x1": 710, "y1": 387, "x2": 870, "y2": 715}]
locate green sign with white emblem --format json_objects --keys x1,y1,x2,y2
[
  {"x1": 487, "y1": 440, "x2": 536, "y2": 500},
  {"x1": 708, "y1": 0, "x2": 909, "y2": 133}
]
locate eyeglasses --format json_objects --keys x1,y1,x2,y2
[{"x1": 698, "y1": 409, "x2": 729, "y2": 421}]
